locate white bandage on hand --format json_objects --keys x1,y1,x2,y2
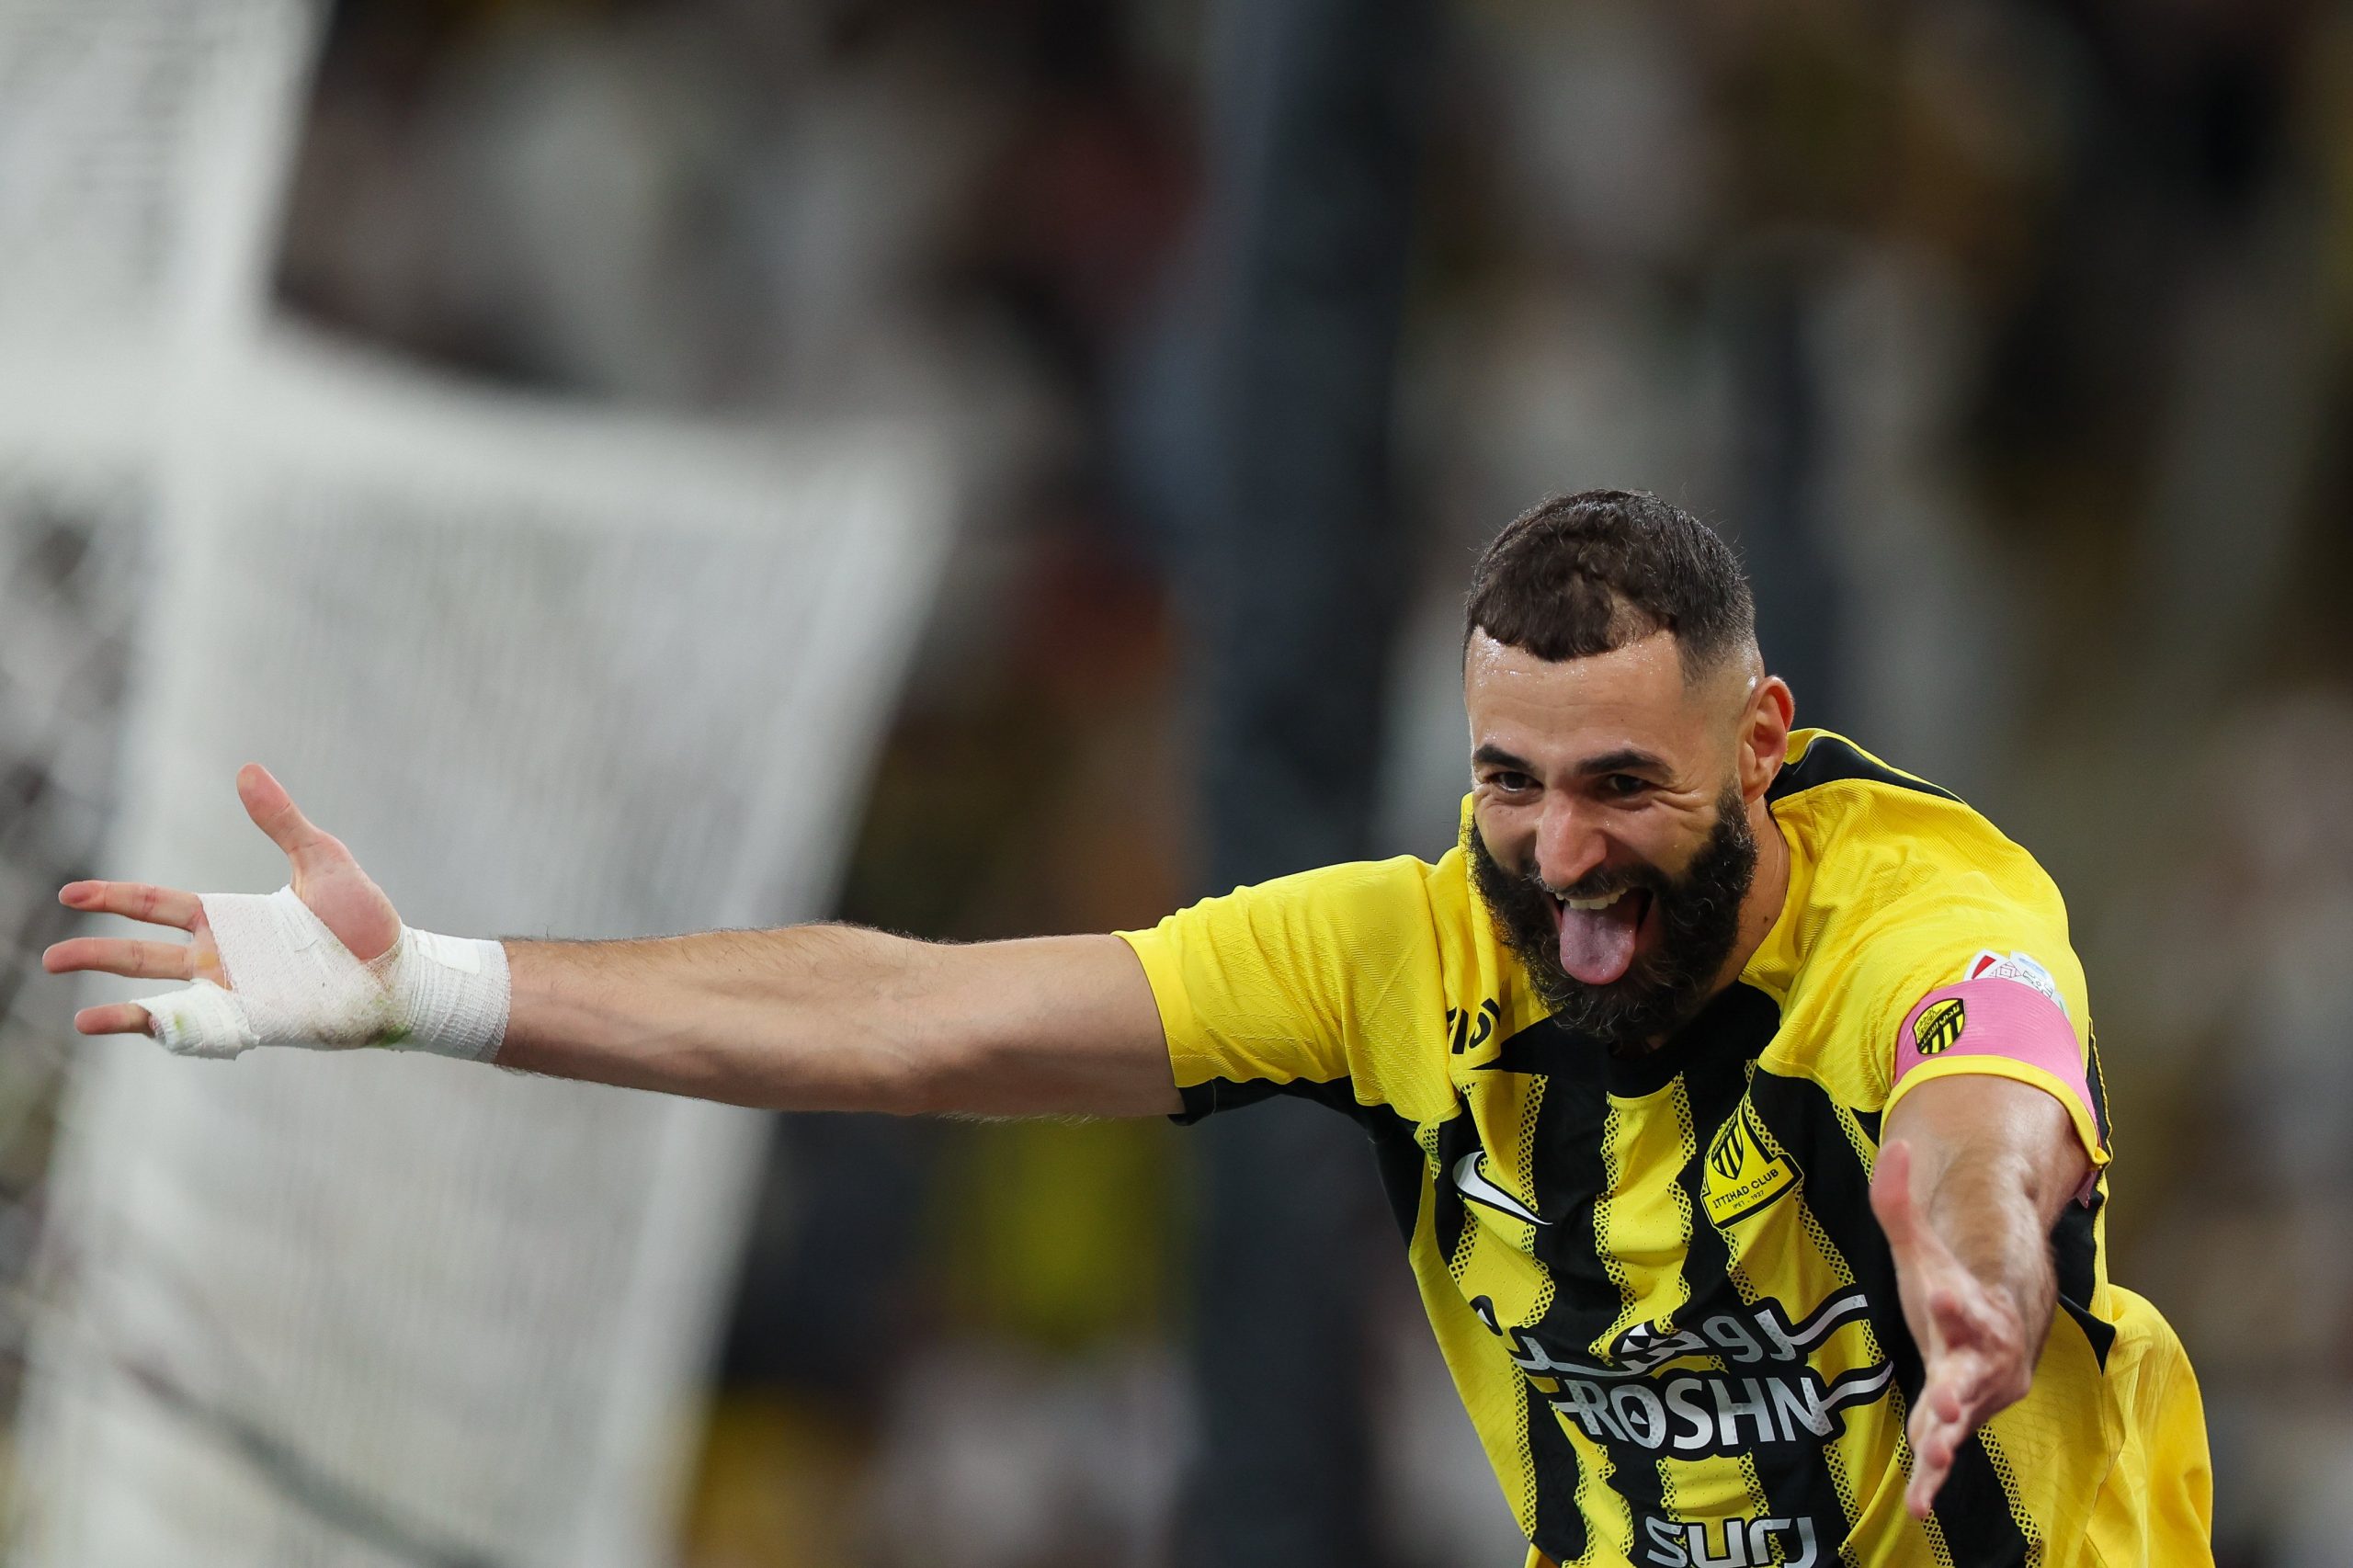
[{"x1": 138, "y1": 888, "x2": 509, "y2": 1062}]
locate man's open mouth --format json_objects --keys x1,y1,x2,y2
[{"x1": 1551, "y1": 885, "x2": 1655, "y2": 986}]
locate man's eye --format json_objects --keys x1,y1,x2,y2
[
  {"x1": 1604, "y1": 774, "x2": 1650, "y2": 798},
  {"x1": 1489, "y1": 772, "x2": 1536, "y2": 793}
]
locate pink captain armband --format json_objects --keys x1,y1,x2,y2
[{"x1": 1891, "y1": 975, "x2": 2107, "y2": 1202}]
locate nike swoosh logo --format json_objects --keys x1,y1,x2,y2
[{"x1": 1453, "y1": 1149, "x2": 1548, "y2": 1226}]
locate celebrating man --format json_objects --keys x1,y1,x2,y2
[{"x1": 47, "y1": 489, "x2": 2211, "y2": 1565}]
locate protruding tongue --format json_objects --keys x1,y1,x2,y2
[{"x1": 1559, "y1": 892, "x2": 1644, "y2": 985}]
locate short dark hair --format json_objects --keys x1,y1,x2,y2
[{"x1": 1463, "y1": 490, "x2": 1755, "y2": 677}]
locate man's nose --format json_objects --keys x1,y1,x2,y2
[{"x1": 1533, "y1": 796, "x2": 1610, "y2": 892}]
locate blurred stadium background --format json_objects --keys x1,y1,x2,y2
[{"x1": 0, "y1": 1, "x2": 2347, "y2": 1565}]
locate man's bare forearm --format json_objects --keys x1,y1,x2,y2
[
  {"x1": 1915, "y1": 1138, "x2": 2065, "y2": 1350},
  {"x1": 496, "y1": 926, "x2": 936, "y2": 1110},
  {"x1": 1873, "y1": 1075, "x2": 2092, "y2": 1515},
  {"x1": 494, "y1": 926, "x2": 1181, "y2": 1119},
  {"x1": 1892, "y1": 1073, "x2": 2088, "y2": 1347}
]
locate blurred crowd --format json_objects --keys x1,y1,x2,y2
[{"x1": 23, "y1": 0, "x2": 2339, "y2": 1562}]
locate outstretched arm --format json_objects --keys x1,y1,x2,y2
[
  {"x1": 45, "y1": 766, "x2": 1181, "y2": 1119},
  {"x1": 496, "y1": 927, "x2": 1178, "y2": 1118},
  {"x1": 1869, "y1": 1074, "x2": 2091, "y2": 1518}
]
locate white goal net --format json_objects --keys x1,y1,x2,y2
[{"x1": 0, "y1": 6, "x2": 958, "y2": 1567}]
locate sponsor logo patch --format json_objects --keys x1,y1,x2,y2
[
  {"x1": 1703, "y1": 1101, "x2": 1800, "y2": 1226},
  {"x1": 1642, "y1": 1513, "x2": 1821, "y2": 1567},
  {"x1": 1912, "y1": 997, "x2": 1965, "y2": 1055},
  {"x1": 1964, "y1": 949, "x2": 2068, "y2": 1016},
  {"x1": 1465, "y1": 1290, "x2": 1891, "y2": 1462}
]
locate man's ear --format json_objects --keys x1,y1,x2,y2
[{"x1": 1739, "y1": 674, "x2": 1794, "y2": 801}]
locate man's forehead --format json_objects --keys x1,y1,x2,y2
[
  {"x1": 1466, "y1": 629, "x2": 1696, "y2": 708},
  {"x1": 1463, "y1": 630, "x2": 1728, "y2": 759}
]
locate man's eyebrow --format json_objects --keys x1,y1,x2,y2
[
  {"x1": 1573, "y1": 747, "x2": 1669, "y2": 778},
  {"x1": 1471, "y1": 744, "x2": 1670, "y2": 778},
  {"x1": 1471, "y1": 744, "x2": 1537, "y2": 773}
]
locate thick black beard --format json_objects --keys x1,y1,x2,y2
[{"x1": 1469, "y1": 784, "x2": 1758, "y2": 1051}]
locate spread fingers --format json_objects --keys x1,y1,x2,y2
[
  {"x1": 43, "y1": 936, "x2": 199, "y2": 983},
  {"x1": 60, "y1": 881, "x2": 201, "y2": 930}
]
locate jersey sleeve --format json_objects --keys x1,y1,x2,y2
[
  {"x1": 1847, "y1": 892, "x2": 2109, "y2": 1173},
  {"x1": 1116, "y1": 856, "x2": 1444, "y2": 1124}
]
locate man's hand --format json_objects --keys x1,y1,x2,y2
[
  {"x1": 1870, "y1": 1138, "x2": 2037, "y2": 1518},
  {"x1": 43, "y1": 764, "x2": 400, "y2": 1037}
]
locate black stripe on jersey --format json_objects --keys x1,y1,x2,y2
[
  {"x1": 1173, "y1": 1075, "x2": 1433, "y2": 1244},
  {"x1": 1936, "y1": 1432, "x2": 2032, "y2": 1566},
  {"x1": 1523, "y1": 1378, "x2": 1591, "y2": 1564},
  {"x1": 1749, "y1": 1073, "x2": 2032, "y2": 1566},
  {"x1": 1518, "y1": 1027, "x2": 1618, "y2": 1331},
  {"x1": 1495, "y1": 1020, "x2": 1633, "y2": 1551},
  {"x1": 2058, "y1": 1029, "x2": 2116, "y2": 1366},
  {"x1": 2085, "y1": 1027, "x2": 2113, "y2": 1149},
  {"x1": 1685, "y1": 1003, "x2": 1859, "y2": 1552},
  {"x1": 1442, "y1": 1016, "x2": 1610, "y2": 1561},
  {"x1": 1517, "y1": 992, "x2": 1783, "y2": 1551},
  {"x1": 1768, "y1": 733, "x2": 1962, "y2": 807},
  {"x1": 1668, "y1": 1001, "x2": 1759, "y2": 1323},
  {"x1": 2051, "y1": 1199, "x2": 2115, "y2": 1369}
]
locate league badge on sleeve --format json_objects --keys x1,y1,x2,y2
[{"x1": 1963, "y1": 949, "x2": 2068, "y2": 1017}]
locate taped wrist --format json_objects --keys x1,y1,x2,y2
[{"x1": 139, "y1": 888, "x2": 509, "y2": 1062}]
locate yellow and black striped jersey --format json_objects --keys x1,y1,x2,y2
[{"x1": 1120, "y1": 731, "x2": 2210, "y2": 1567}]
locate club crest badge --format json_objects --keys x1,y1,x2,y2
[
  {"x1": 1912, "y1": 997, "x2": 1966, "y2": 1055},
  {"x1": 1704, "y1": 1101, "x2": 1800, "y2": 1226}
]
